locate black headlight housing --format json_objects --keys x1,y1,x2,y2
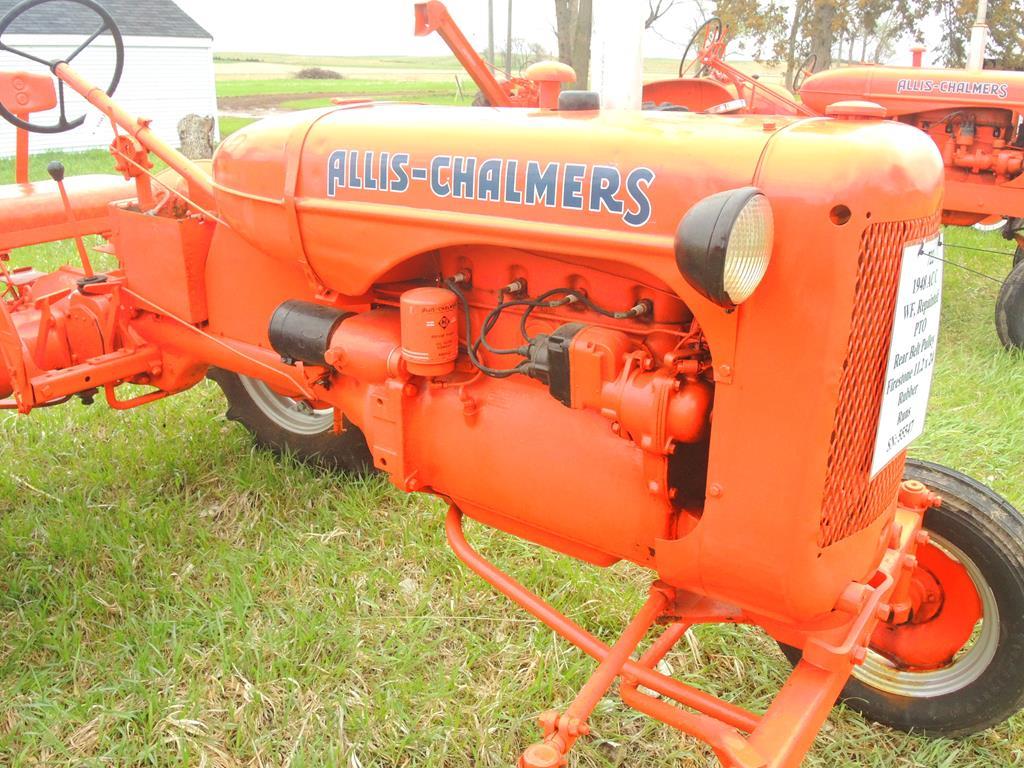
[{"x1": 674, "y1": 187, "x2": 774, "y2": 308}]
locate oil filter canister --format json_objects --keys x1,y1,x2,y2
[{"x1": 400, "y1": 287, "x2": 459, "y2": 376}]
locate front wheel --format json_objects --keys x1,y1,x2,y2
[
  {"x1": 781, "y1": 459, "x2": 1024, "y2": 736},
  {"x1": 995, "y1": 257, "x2": 1024, "y2": 349},
  {"x1": 209, "y1": 368, "x2": 374, "y2": 473}
]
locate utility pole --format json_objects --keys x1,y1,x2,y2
[
  {"x1": 590, "y1": 0, "x2": 645, "y2": 109},
  {"x1": 505, "y1": 0, "x2": 513, "y2": 77},
  {"x1": 967, "y1": 0, "x2": 989, "y2": 70},
  {"x1": 487, "y1": 0, "x2": 495, "y2": 69}
]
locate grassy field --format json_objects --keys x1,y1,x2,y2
[
  {"x1": 217, "y1": 78, "x2": 475, "y2": 114},
  {"x1": 2, "y1": 120, "x2": 1024, "y2": 765},
  {"x1": 211, "y1": 53, "x2": 785, "y2": 84}
]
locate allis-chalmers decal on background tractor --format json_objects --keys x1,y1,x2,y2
[
  {"x1": 635, "y1": 17, "x2": 1024, "y2": 351},
  {"x1": 2, "y1": 1, "x2": 1024, "y2": 766}
]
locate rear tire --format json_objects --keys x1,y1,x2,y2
[
  {"x1": 996, "y1": 258, "x2": 1024, "y2": 349},
  {"x1": 209, "y1": 368, "x2": 374, "y2": 473},
  {"x1": 781, "y1": 459, "x2": 1024, "y2": 736}
]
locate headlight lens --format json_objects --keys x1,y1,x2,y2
[
  {"x1": 722, "y1": 194, "x2": 774, "y2": 304},
  {"x1": 674, "y1": 187, "x2": 774, "y2": 307}
]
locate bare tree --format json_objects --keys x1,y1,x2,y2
[
  {"x1": 554, "y1": 0, "x2": 593, "y2": 88},
  {"x1": 505, "y1": 1, "x2": 513, "y2": 76},
  {"x1": 646, "y1": 0, "x2": 679, "y2": 29},
  {"x1": 487, "y1": 0, "x2": 495, "y2": 67}
]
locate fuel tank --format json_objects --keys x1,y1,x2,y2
[
  {"x1": 212, "y1": 104, "x2": 793, "y2": 297},
  {"x1": 801, "y1": 65, "x2": 1024, "y2": 118},
  {"x1": 211, "y1": 102, "x2": 942, "y2": 299}
]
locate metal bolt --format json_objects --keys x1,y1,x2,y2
[{"x1": 708, "y1": 483, "x2": 723, "y2": 498}]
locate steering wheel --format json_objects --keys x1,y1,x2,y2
[
  {"x1": 0, "y1": 0, "x2": 124, "y2": 133},
  {"x1": 678, "y1": 17, "x2": 723, "y2": 78},
  {"x1": 792, "y1": 52, "x2": 817, "y2": 92}
]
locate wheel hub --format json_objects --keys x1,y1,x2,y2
[{"x1": 854, "y1": 532, "x2": 997, "y2": 697}]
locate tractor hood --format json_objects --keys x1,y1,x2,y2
[
  {"x1": 211, "y1": 102, "x2": 943, "y2": 297},
  {"x1": 801, "y1": 65, "x2": 1024, "y2": 118}
]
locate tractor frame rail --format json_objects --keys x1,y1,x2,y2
[{"x1": 445, "y1": 482, "x2": 935, "y2": 767}]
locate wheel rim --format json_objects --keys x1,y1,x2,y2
[
  {"x1": 238, "y1": 376, "x2": 334, "y2": 435},
  {"x1": 853, "y1": 531, "x2": 999, "y2": 698}
]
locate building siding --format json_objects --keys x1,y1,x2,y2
[{"x1": 0, "y1": 36, "x2": 217, "y2": 157}]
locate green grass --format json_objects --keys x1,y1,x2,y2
[
  {"x1": 278, "y1": 92, "x2": 473, "y2": 110},
  {"x1": 215, "y1": 53, "x2": 466, "y2": 71},
  {"x1": 217, "y1": 78, "x2": 462, "y2": 100},
  {"x1": 0, "y1": 148, "x2": 119, "y2": 180},
  {"x1": 219, "y1": 116, "x2": 256, "y2": 139},
  {"x1": 1, "y1": 216, "x2": 1023, "y2": 765}
]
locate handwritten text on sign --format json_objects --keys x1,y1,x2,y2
[{"x1": 870, "y1": 235, "x2": 943, "y2": 477}]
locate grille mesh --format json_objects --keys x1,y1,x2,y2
[{"x1": 818, "y1": 215, "x2": 941, "y2": 548}]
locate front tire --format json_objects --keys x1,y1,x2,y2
[
  {"x1": 996, "y1": 258, "x2": 1024, "y2": 349},
  {"x1": 782, "y1": 459, "x2": 1024, "y2": 736},
  {"x1": 209, "y1": 368, "x2": 374, "y2": 473}
]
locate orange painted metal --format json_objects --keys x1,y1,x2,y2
[
  {"x1": 642, "y1": 23, "x2": 814, "y2": 118},
  {"x1": 110, "y1": 204, "x2": 215, "y2": 324},
  {"x1": 399, "y1": 287, "x2": 459, "y2": 376},
  {"x1": 0, "y1": 71, "x2": 56, "y2": 184},
  {"x1": 449, "y1": 490, "x2": 931, "y2": 768},
  {"x1": 523, "y1": 61, "x2": 576, "y2": 109},
  {"x1": 0, "y1": 174, "x2": 133, "y2": 251},
  {"x1": 0, "y1": 49, "x2": 972, "y2": 766},
  {"x1": 868, "y1": 537, "x2": 983, "y2": 670},
  {"x1": 413, "y1": 1, "x2": 514, "y2": 108},
  {"x1": 639, "y1": 32, "x2": 1024, "y2": 231},
  {"x1": 53, "y1": 63, "x2": 214, "y2": 204},
  {"x1": 801, "y1": 66, "x2": 1024, "y2": 224}
]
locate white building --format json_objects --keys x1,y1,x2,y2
[{"x1": 0, "y1": 0, "x2": 217, "y2": 155}]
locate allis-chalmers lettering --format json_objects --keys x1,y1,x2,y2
[
  {"x1": 326, "y1": 149, "x2": 657, "y2": 227},
  {"x1": 895, "y1": 78, "x2": 1010, "y2": 99}
]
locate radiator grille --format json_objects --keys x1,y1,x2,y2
[{"x1": 818, "y1": 215, "x2": 941, "y2": 548}]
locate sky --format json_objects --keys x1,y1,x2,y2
[
  {"x1": 172, "y1": 1, "x2": 947, "y2": 65},
  {"x1": 172, "y1": 1, "x2": 739, "y2": 60}
]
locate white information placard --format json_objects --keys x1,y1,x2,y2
[{"x1": 870, "y1": 235, "x2": 943, "y2": 477}]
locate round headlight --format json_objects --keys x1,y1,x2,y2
[{"x1": 674, "y1": 187, "x2": 774, "y2": 307}]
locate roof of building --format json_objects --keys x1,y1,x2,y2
[{"x1": 0, "y1": 0, "x2": 211, "y2": 39}]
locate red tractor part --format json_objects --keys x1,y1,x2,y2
[
  {"x1": 641, "y1": 18, "x2": 814, "y2": 117},
  {"x1": 524, "y1": 60, "x2": 576, "y2": 109},
  {"x1": 801, "y1": 65, "x2": 1024, "y2": 230},
  {"x1": 414, "y1": 0, "x2": 541, "y2": 108},
  {"x1": 414, "y1": 1, "x2": 578, "y2": 109},
  {"x1": 0, "y1": 70, "x2": 55, "y2": 183},
  {"x1": 633, "y1": 18, "x2": 1024, "y2": 253}
]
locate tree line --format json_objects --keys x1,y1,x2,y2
[{"x1": 548, "y1": 0, "x2": 1024, "y2": 90}]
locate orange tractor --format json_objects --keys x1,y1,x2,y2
[
  {"x1": 633, "y1": 17, "x2": 1024, "y2": 349},
  {"x1": 3, "y1": 1, "x2": 1024, "y2": 766}
]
